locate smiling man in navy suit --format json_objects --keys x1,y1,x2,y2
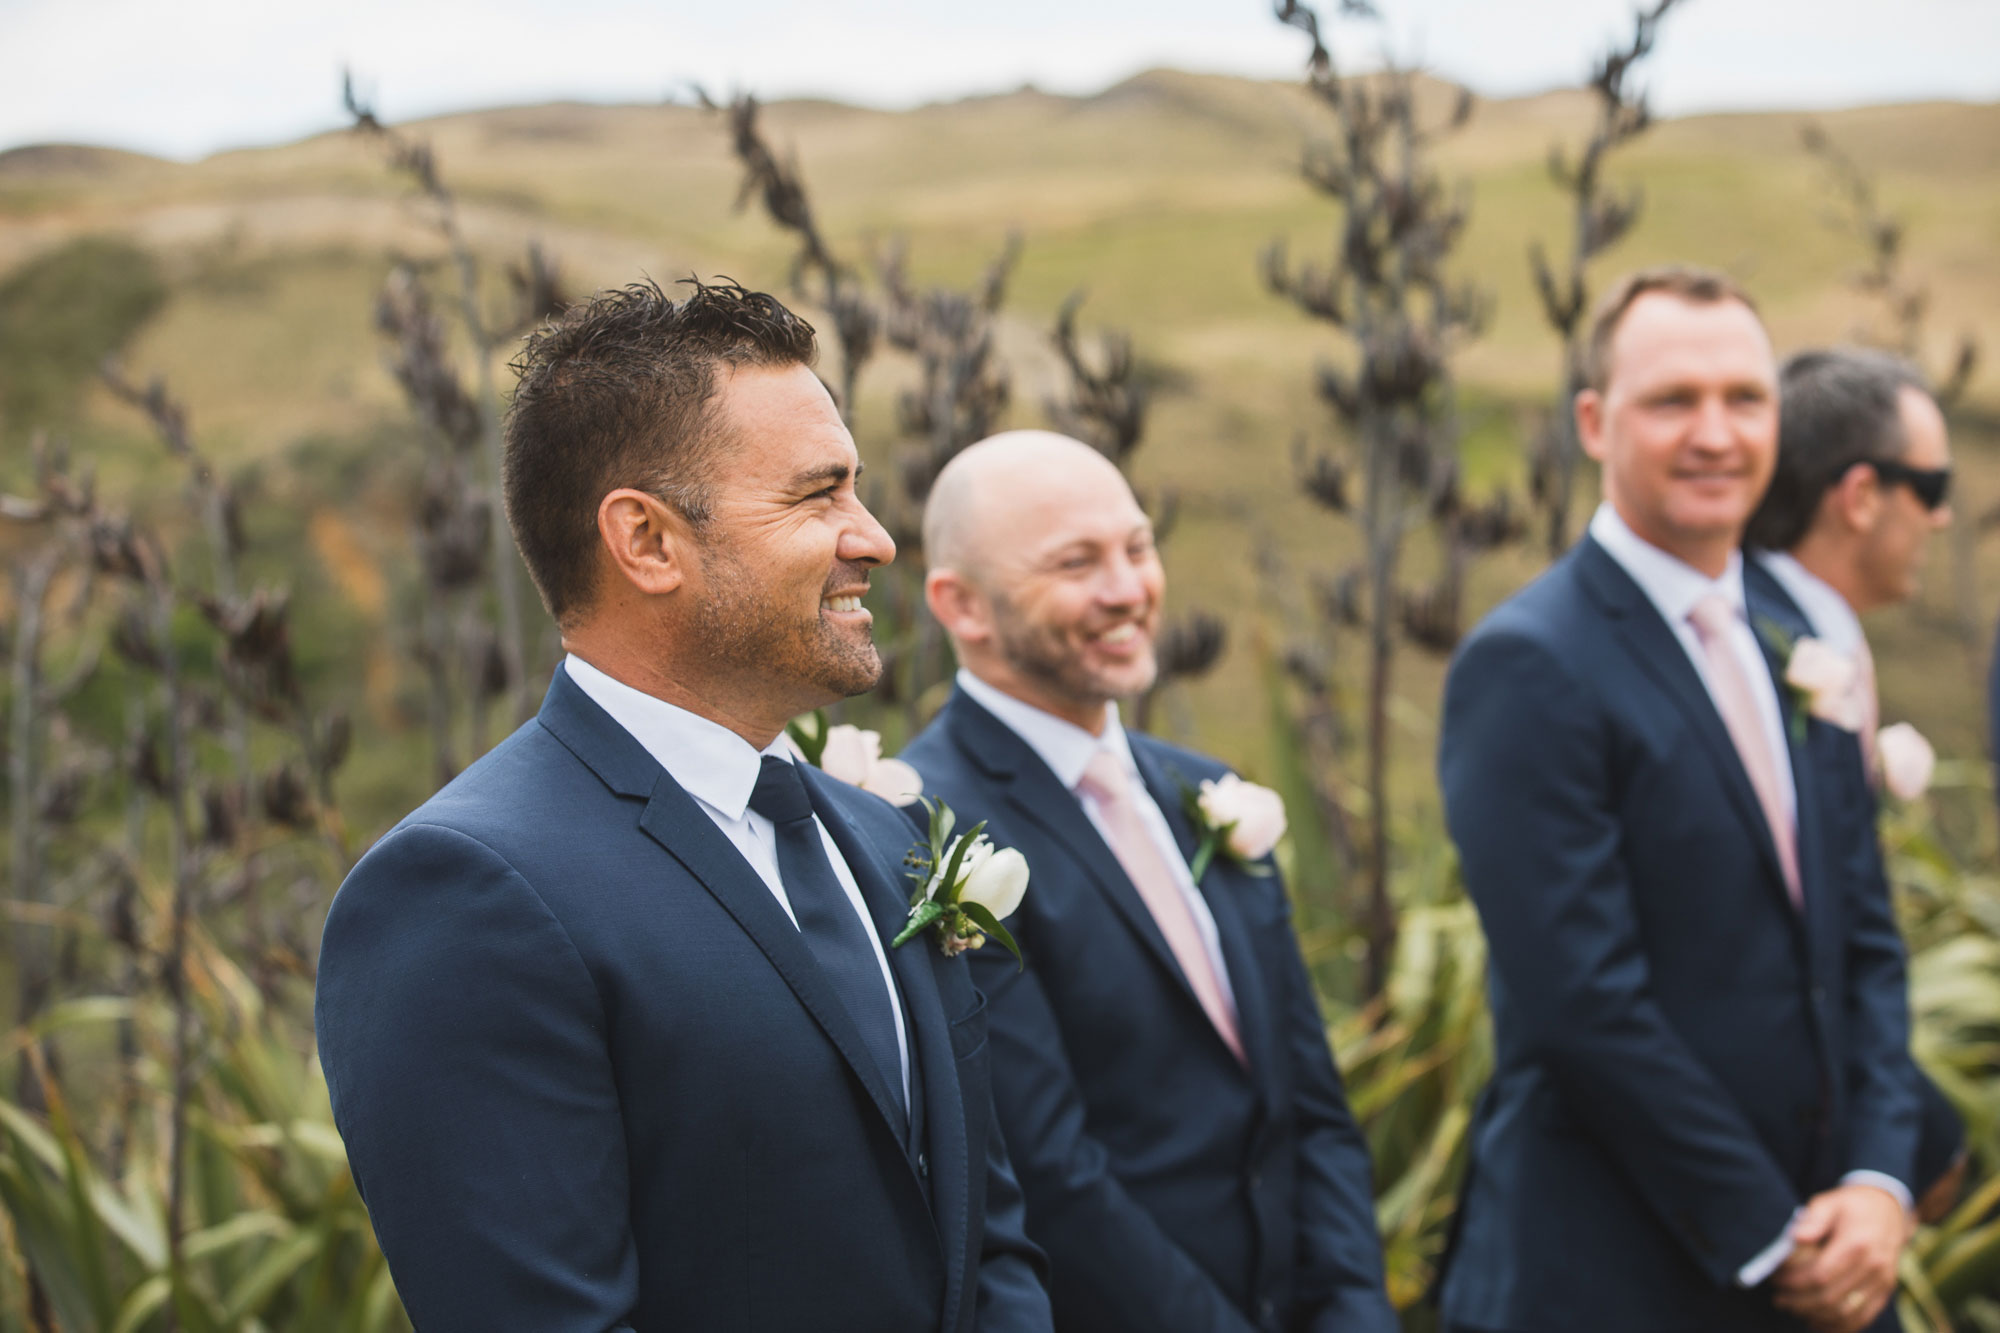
[
  {"x1": 314, "y1": 279, "x2": 1050, "y2": 1333},
  {"x1": 900, "y1": 431, "x2": 1395, "y2": 1333},
  {"x1": 1439, "y1": 268, "x2": 1920, "y2": 1332}
]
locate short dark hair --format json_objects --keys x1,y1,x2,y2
[
  {"x1": 1582, "y1": 265, "x2": 1760, "y2": 393},
  {"x1": 503, "y1": 277, "x2": 817, "y2": 623},
  {"x1": 1744, "y1": 347, "x2": 1929, "y2": 551}
]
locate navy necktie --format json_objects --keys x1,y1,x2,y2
[{"x1": 748, "y1": 756, "x2": 907, "y2": 1123}]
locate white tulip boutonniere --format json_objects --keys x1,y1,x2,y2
[
  {"x1": 892, "y1": 798, "x2": 1028, "y2": 965},
  {"x1": 785, "y1": 710, "x2": 924, "y2": 806},
  {"x1": 1875, "y1": 723, "x2": 1936, "y2": 802},
  {"x1": 1180, "y1": 772, "x2": 1287, "y2": 882},
  {"x1": 1755, "y1": 618, "x2": 1863, "y2": 742}
]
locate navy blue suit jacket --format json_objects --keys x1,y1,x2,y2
[
  {"x1": 1745, "y1": 555, "x2": 1965, "y2": 1196},
  {"x1": 902, "y1": 690, "x2": 1395, "y2": 1333},
  {"x1": 1437, "y1": 537, "x2": 1919, "y2": 1331},
  {"x1": 315, "y1": 669, "x2": 1052, "y2": 1333}
]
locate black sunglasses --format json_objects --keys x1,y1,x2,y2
[{"x1": 1867, "y1": 458, "x2": 1952, "y2": 511}]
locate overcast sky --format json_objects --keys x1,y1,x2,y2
[{"x1": 5, "y1": 0, "x2": 1997, "y2": 161}]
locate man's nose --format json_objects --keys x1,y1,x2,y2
[
  {"x1": 840, "y1": 498, "x2": 897, "y2": 568},
  {"x1": 1687, "y1": 396, "x2": 1734, "y2": 450},
  {"x1": 1097, "y1": 552, "x2": 1147, "y2": 606}
]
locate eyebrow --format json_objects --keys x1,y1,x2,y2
[{"x1": 789, "y1": 461, "x2": 862, "y2": 490}]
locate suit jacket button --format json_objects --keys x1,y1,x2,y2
[
  {"x1": 1248, "y1": 1172, "x2": 1262, "y2": 1191},
  {"x1": 1257, "y1": 1297, "x2": 1276, "y2": 1323},
  {"x1": 1811, "y1": 985, "x2": 1827, "y2": 1007},
  {"x1": 917, "y1": 1152, "x2": 929, "y2": 1178}
]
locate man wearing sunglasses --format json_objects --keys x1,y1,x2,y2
[
  {"x1": 1744, "y1": 345, "x2": 1965, "y2": 1229},
  {"x1": 1748, "y1": 348, "x2": 1953, "y2": 619}
]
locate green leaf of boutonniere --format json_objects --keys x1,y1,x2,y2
[
  {"x1": 784, "y1": 708, "x2": 830, "y2": 766},
  {"x1": 893, "y1": 797, "x2": 1028, "y2": 966}
]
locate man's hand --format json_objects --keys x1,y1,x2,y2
[{"x1": 1772, "y1": 1184, "x2": 1912, "y2": 1332}]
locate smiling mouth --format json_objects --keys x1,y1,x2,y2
[
  {"x1": 1094, "y1": 623, "x2": 1144, "y2": 645},
  {"x1": 822, "y1": 595, "x2": 866, "y2": 613}
]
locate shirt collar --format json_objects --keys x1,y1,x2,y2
[
  {"x1": 1589, "y1": 502, "x2": 1746, "y2": 629},
  {"x1": 563, "y1": 653, "x2": 792, "y2": 819},
  {"x1": 1751, "y1": 549, "x2": 1866, "y2": 657},
  {"x1": 954, "y1": 668, "x2": 1136, "y2": 792}
]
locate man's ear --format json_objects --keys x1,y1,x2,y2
[
  {"x1": 1575, "y1": 388, "x2": 1608, "y2": 463},
  {"x1": 926, "y1": 567, "x2": 991, "y2": 644},
  {"x1": 1827, "y1": 460, "x2": 1884, "y2": 535},
  {"x1": 597, "y1": 488, "x2": 694, "y2": 597}
]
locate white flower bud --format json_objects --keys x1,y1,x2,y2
[{"x1": 958, "y1": 843, "x2": 1029, "y2": 922}]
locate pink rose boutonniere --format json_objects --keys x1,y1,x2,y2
[
  {"x1": 1875, "y1": 723, "x2": 1935, "y2": 802},
  {"x1": 1782, "y1": 637, "x2": 1865, "y2": 732},
  {"x1": 1181, "y1": 772, "x2": 1287, "y2": 881},
  {"x1": 1756, "y1": 619, "x2": 1862, "y2": 742},
  {"x1": 786, "y1": 711, "x2": 924, "y2": 807}
]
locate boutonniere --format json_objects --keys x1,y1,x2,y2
[
  {"x1": 1754, "y1": 618, "x2": 1863, "y2": 742},
  {"x1": 1875, "y1": 722, "x2": 1936, "y2": 801},
  {"x1": 785, "y1": 709, "x2": 924, "y2": 806},
  {"x1": 892, "y1": 798, "x2": 1028, "y2": 964},
  {"x1": 1178, "y1": 772, "x2": 1286, "y2": 882}
]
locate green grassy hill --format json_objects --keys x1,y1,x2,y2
[{"x1": 3, "y1": 70, "x2": 1996, "y2": 833}]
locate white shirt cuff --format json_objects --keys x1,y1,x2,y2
[
  {"x1": 1734, "y1": 1174, "x2": 1915, "y2": 1288},
  {"x1": 1736, "y1": 1209, "x2": 1800, "y2": 1287},
  {"x1": 1841, "y1": 1169, "x2": 1914, "y2": 1212}
]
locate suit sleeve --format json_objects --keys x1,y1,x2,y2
[
  {"x1": 967, "y1": 946, "x2": 1263, "y2": 1333},
  {"x1": 1828, "y1": 738, "x2": 1923, "y2": 1186},
  {"x1": 974, "y1": 1084, "x2": 1057, "y2": 1332},
  {"x1": 1269, "y1": 885, "x2": 1400, "y2": 1333},
  {"x1": 315, "y1": 823, "x2": 638, "y2": 1333},
  {"x1": 1439, "y1": 629, "x2": 1801, "y2": 1287}
]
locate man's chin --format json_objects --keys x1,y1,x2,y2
[
  {"x1": 1089, "y1": 664, "x2": 1158, "y2": 703},
  {"x1": 824, "y1": 648, "x2": 884, "y2": 700}
]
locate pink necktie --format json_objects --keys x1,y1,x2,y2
[
  {"x1": 1076, "y1": 751, "x2": 1245, "y2": 1064},
  {"x1": 1688, "y1": 595, "x2": 1802, "y2": 908},
  {"x1": 1856, "y1": 636, "x2": 1880, "y2": 787}
]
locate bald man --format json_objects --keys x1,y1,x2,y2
[{"x1": 901, "y1": 432, "x2": 1395, "y2": 1333}]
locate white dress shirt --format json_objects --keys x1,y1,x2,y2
[
  {"x1": 563, "y1": 654, "x2": 910, "y2": 1102},
  {"x1": 954, "y1": 669, "x2": 1236, "y2": 1015},
  {"x1": 1589, "y1": 511, "x2": 1911, "y2": 1281}
]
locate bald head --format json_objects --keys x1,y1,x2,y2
[
  {"x1": 923, "y1": 430, "x2": 1164, "y2": 733},
  {"x1": 925, "y1": 431, "x2": 1134, "y2": 580}
]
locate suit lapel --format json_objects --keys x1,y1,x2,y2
[
  {"x1": 1128, "y1": 740, "x2": 1277, "y2": 1094},
  {"x1": 1577, "y1": 540, "x2": 1798, "y2": 918},
  {"x1": 535, "y1": 670, "x2": 917, "y2": 1154},
  {"x1": 943, "y1": 694, "x2": 1243, "y2": 1067},
  {"x1": 801, "y1": 767, "x2": 970, "y2": 1332}
]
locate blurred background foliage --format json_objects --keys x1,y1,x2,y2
[{"x1": 1, "y1": 0, "x2": 1996, "y2": 1325}]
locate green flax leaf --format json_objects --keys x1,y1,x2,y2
[{"x1": 959, "y1": 902, "x2": 1023, "y2": 968}]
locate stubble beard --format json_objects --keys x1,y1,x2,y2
[
  {"x1": 991, "y1": 593, "x2": 1157, "y2": 713},
  {"x1": 692, "y1": 543, "x2": 883, "y2": 703}
]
